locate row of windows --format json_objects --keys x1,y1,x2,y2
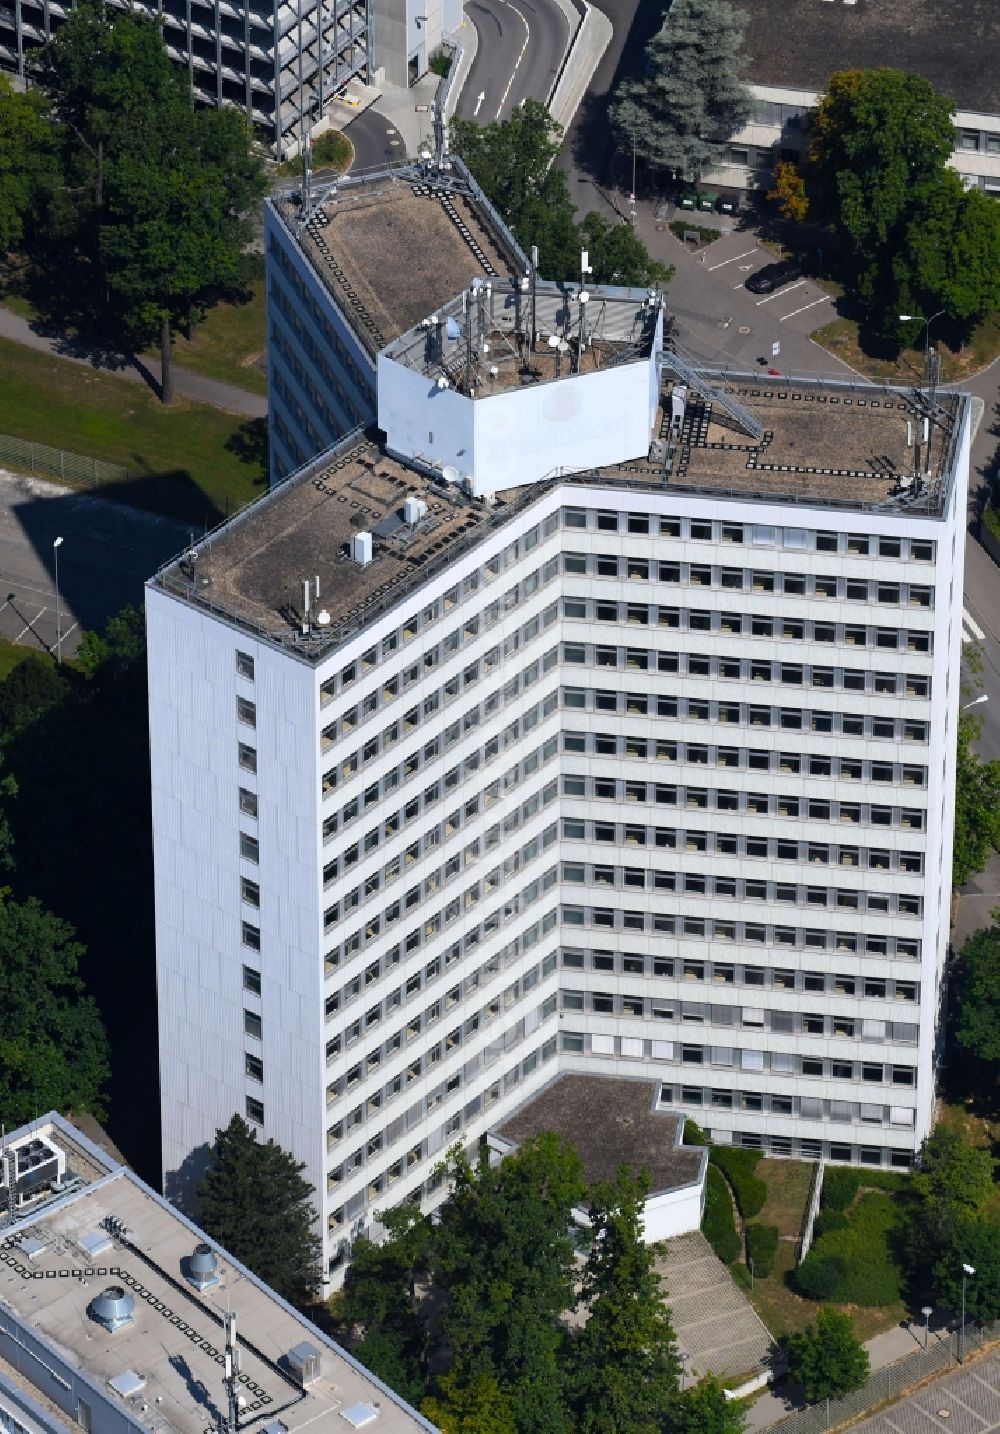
[
  {"x1": 655, "y1": 1081, "x2": 918, "y2": 1133},
  {"x1": 559, "y1": 948, "x2": 919, "y2": 1000},
  {"x1": 323, "y1": 627, "x2": 559, "y2": 796},
  {"x1": 562, "y1": 989, "x2": 918, "y2": 1043},
  {"x1": 325, "y1": 738, "x2": 558, "y2": 892},
  {"x1": 319, "y1": 512, "x2": 563, "y2": 705},
  {"x1": 272, "y1": 369, "x2": 323, "y2": 456},
  {"x1": 269, "y1": 241, "x2": 374, "y2": 405},
  {"x1": 562, "y1": 1029, "x2": 917, "y2": 1087},
  {"x1": 563, "y1": 550, "x2": 934, "y2": 608},
  {"x1": 563, "y1": 642, "x2": 931, "y2": 698},
  {"x1": 561, "y1": 509, "x2": 935, "y2": 563},
  {"x1": 271, "y1": 410, "x2": 307, "y2": 478},
  {"x1": 562, "y1": 687, "x2": 930, "y2": 742},
  {"x1": 326, "y1": 967, "x2": 558, "y2": 1144},
  {"x1": 327, "y1": 1034, "x2": 560, "y2": 1240},
  {"x1": 560, "y1": 904, "x2": 920, "y2": 958},
  {"x1": 270, "y1": 321, "x2": 361, "y2": 438},
  {"x1": 561, "y1": 861, "x2": 920, "y2": 919},
  {"x1": 561, "y1": 818, "x2": 924, "y2": 875},
  {"x1": 562, "y1": 596, "x2": 932, "y2": 653},
  {"x1": 324, "y1": 894, "x2": 559, "y2": 1050},
  {"x1": 562, "y1": 732, "x2": 927, "y2": 787},
  {"x1": 563, "y1": 774, "x2": 925, "y2": 831}
]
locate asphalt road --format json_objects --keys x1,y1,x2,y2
[
  {"x1": 343, "y1": 107, "x2": 409, "y2": 169},
  {"x1": 0, "y1": 470, "x2": 189, "y2": 660},
  {"x1": 459, "y1": 0, "x2": 569, "y2": 122}
]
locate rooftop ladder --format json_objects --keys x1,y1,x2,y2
[{"x1": 664, "y1": 343, "x2": 764, "y2": 443}]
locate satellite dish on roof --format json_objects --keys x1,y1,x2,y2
[
  {"x1": 316, "y1": 609, "x2": 331, "y2": 626},
  {"x1": 547, "y1": 335, "x2": 560, "y2": 349},
  {"x1": 436, "y1": 375, "x2": 449, "y2": 389},
  {"x1": 442, "y1": 465, "x2": 460, "y2": 484}
]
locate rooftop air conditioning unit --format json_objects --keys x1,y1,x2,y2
[{"x1": 350, "y1": 532, "x2": 373, "y2": 567}]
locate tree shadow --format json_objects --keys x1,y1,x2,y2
[
  {"x1": 164, "y1": 1141, "x2": 214, "y2": 1213},
  {"x1": 225, "y1": 418, "x2": 269, "y2": 489}
]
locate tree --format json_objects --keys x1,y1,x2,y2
[
  {"x1": 806, "y1": 69, "x2": 957, "y2": 329},
  {"x1": 952, "y1": 711, "x2": 1000, "y2": 888},
  {"x1": 767, "y1": 161, "x2": 809, "y2": 224},
  {"x1": 0, "y1": 77, "x2": 59, "y2": 254},
  {"x1": 422, "y1": 1372, "x2": 518, "y2": 1434},
  {"x1": 784, "y1": 1308, "x2": 869, "y2": 1404},
  {"x1": 433, "y1": 1134, "x2": 585, "y2": 1434},
  {"x1": 930, "y1": 1217, "x2": 1000, "y2": 1323},
  {"x1": 0, "y1": 654, "x2": 70, "y2": 734},
  {"x1": 609, "y1": 0, "x2": 753, "y2": 185},
  {"x1": 195, "y1": 1115, "x2": 321, "y2": 1306},
  {"x1": 668, "y1": 1375, "x2": 746, "y2": 1434},
  {"x1": 572, "y1": 1167, "x2": 679, "y2": 1433},
  {"x1": 955, "y1": 926, "x2": 1000, "y2": 1063},
  {"x1": 913, "y1": 1128, "x2": 995, "y2": 1213},
  {"x1": 899, "y1": 173, "x2": 1000, "y2": 328},
  {"x1": 579, "y1": 212, "x2": 672, "y2": 288},
  {"x1": 334, "y1": 1204, "x2": 430, "y2": 1406},
  {"x1": 0, "y1": 897, "x2": 110, "y2": 1126}
]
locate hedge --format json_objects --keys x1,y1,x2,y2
[
  {"x1": 812, "y1": 1209, "x2": 848, "y2": 1240},
  {"x1": 821, "y1": 1166, "x2": 909, "y2": 1212},
  {"x1": 703, "y1": 1164, "x2": 741, "y2": 1264},
  {"x1": 796, "y1": 1192, "x2": 905, "y2": 1305},
  {"x1": 710, "y1": 1147, "x2": 767, "y2": 1219},
  {"x1": 683, "y1": 1117, "x2": 708, "y2": 1147},
  {"x1": 746, "y1": 1223, "x2": 780, "y2": 1277}
]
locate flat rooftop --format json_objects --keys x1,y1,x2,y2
[
  {"x1": 275, "y1": 169, "x2": 524, "y2": 358},
  {"x1": 494, "y1": 1075, "x2": 704, "y2": 1195},
  {"x1": 735, "y1": 0, "x2": 1000, "y2": 113},
  {"x1": 0, "y1": 1121, "x2": 425, "y2": 1434},
  {"x1": 151, "y1": 376, "x2": 963, "y2": 662}
]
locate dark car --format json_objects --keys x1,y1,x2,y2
[{"x1": 745, "y1": 260, "x2": 802, "y2": 294}]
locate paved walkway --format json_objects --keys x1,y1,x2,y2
[
  {"x1": 657, "y1": 1231, "x2": 778, "y2": 1380},
  {"x1": 0, "y1": 305, "x2": 267, "y2": 419}
]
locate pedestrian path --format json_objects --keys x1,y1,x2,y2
[
  {"x1": 656, "y1": 1231, "x2": 778, "y2": 1380},
  {"x1": 962, "y1": 605, "x2": 986, "y2": 644}
]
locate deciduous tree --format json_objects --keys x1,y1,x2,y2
[
  {"x1": 195, "y1": 1115, "x2": 322, "y2": 1306},
  {"x1": 952, "y1": 711, "x2": 1000, "y2": 888},
  {"x1": 609, "y1": 0, "x2": 753, "y2": 185},
  {"x1": 767, "y1": 161, "x2": 809, "y2": 224},
  {"x1": 668, "y1": 1375, "x2": 747, "y2": 1434},
  {"x1": 0, "y1": 78, "x2": 59, "y2": 253},
  {"x1": 572, "y1": 1166, "x2": 679, "y2": 1433},
  {"x1": 955, "y1": 926, "x2": 1000, "y2": 1064},
  {"x1": 579, "y1": 212, "x2": 672, "y2": 288},
  {"x1": 785, "y1": 1308, "x2": 869, "y2": 1404},
  {"x1": 913, "y1": 1127, "x2": 995, "y2": 1213},
  {"x1": 0, "y1": 897, "x2": 110, "y2": 1125},
  {"x1": 931, "y1": 1217, "x2": 1000, "y2": 1323},
  {"x1": 421, "y1": 1372, "x2": 517, "y2": 1434}
]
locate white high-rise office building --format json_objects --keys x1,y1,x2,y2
[{"x1": 148, "y1": 169, "x2": 970, "y2": 1282}]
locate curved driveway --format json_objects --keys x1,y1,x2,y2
[{"x1": 459, "y1": 0, "x2": 570, "y2": 122}]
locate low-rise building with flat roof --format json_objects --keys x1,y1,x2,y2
[{"x1": 0, "y1": 1114, "x2": 432, "y2": 1434}]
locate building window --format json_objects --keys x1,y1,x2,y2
[
  {"x1": 244, "y1": 1010, "x2": 262, "y2": 1039},
  {"x1": 241, "y1": 877, "x2": 260, "y2": 907},
  {"x1": 245, "y1": 1096, "x2": 264, "y2": 1125},
  {"x1": 237, "y1": 696, "x2": 256, "y2": 728},
  {"x1": 239, "y1": 787, "x2": 258, "y2": 818},
  {"x1": 245, "y1": 1053, "x2": 264, "y2": 1082},
  {"x1": 236, "y1": 651, "x2": 255, "y2": 680},
  {"x1": 959, "y1": 129, "x2": 980, "y2": 151},
  {"x1": 240, "y1": 833, "x2": 260, "y2": 864},
  {"x1": 242, "y1": 921, "x2": 261, "y2": 951},
  {"x1": 238, "y1": 743, "x2": 257, "y2": 774},
  {"x1": 243, "y1": 966, "x2": 261, "y2": 995}
]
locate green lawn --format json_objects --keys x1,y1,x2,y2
[
  {"x1": 0, "y1": 636, "x2": 52, "y2": 681},
  {"x1": 0, "y1": 336, "x2": 266, "y2": 525},
  {"x1": 145, "y1": 280, "x2": 267, "y2": 395}
]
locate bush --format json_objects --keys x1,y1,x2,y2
[
  {"x1": 797, "y1": 1193, "x2": 905, "y2": 1306},
  {"x1": 821, "y1": 1167, "x2": 862, "y2": 1211},
  {"x1": 710, "y1": 1147, "x2": 767, "y2": 1219},
  {"x1": 796, "y1": 1252, "x2": 849, "y2": 1300},
  {"x1": 813, "y1": 1209, "x2": 848, "y2": 1239},
  {"x1": 746, "y1": 1223, "x2": 779, "y2": 1277},
  {"x1": 428, "y1": 49, "x2": 452, "y2": 77},
  {"x1": 311, "y1": 130, "x2": 353, "y2": 172},
  {"x1": 703, "y1": 1165, "x2": 741, "y2": 1264},
  {"x1": 984, "y1": 501, "x2": 1000, "y2": 543},
  {"x1": 683, "y1": 1117, "x2": 708, "y2": 1147}
]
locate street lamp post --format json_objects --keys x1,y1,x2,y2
[
  {"x1": 960, "y1": 1263, "x2": 975, "y2": 1363},
  {"x1": 921, "y1": 1305, "x2": 933, "y2": 1349},
  {"x1": 678, "y1": 1351, "x2": 689, "y2": 1390},
  {"x1": 52, "y1": 536, "x2": 64, "y2": 664},
  {"x1": 899, "y1": 310, "x2": 945, "y2": 383}
]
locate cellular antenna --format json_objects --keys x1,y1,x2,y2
[{"x1": 220, "y1": 1309, "x2": 241, "y2": 1434}]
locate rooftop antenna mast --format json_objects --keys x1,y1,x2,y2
[
  {"x1": 220, "y1": 1310, "x2": 241, "y2": 1434},
  {"x1": 577, "y1": 249, "x2": 593, "y2": 371},
  {"x1": 302, "y1": 126, "x2": 312, "y2": 220},
  {"x1": 530, "y1": 244, "x2": 538, "y2": 355}
]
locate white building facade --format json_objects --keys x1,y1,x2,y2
[{"x1": 149, "y1": 351, "x2": 969, "y2": 1280}]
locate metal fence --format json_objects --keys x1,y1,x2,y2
[
  {"x1": 0, "y1": 432, "x2": 128, "y2": 489},
  {"x1": 773, "y1": 1319, "x2": 1000, "y2": 1434}
]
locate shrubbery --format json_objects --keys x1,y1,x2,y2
[
  {"x1": 710, "y1": 1147, "x2": 767, "y2": 1219},
  {"x1": 796, "y1": 1193, "x2": 905, "y2": 1305},
  {"x1": 702, "y1": 1164, "x2": 741, "y2": 1264},
  {"x1": 683, "y1": 1117, "x2": 708, "y2": 1147},
  {"x1": 745, "y1": 1223, "x2": 779, "y2": 1277},
  {"x1": 812, "y1": 1209, "x2": 848, "y2": 1239},
  {"x1": 821, "y1": 1166, "x2": 908, "y2": 1212}
]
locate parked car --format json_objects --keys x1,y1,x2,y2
[{"x1": 745, "y1": 260, "x2": 802, "y2": 294}]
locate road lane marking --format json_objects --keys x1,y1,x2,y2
[
  {"x1": 473, "y1": 90, "x2": 485, "y2": 117},
  {"x1": 495, "y1": 0, "x2": 530, "y2": 118},
  {"x1": 708, "y1": 247, "x2": 759, "y2": 271},
  {"x1": 779, "y1": 294, "x2": 833, "y2": 322},
  {"x1": 755, "y1": 280, "x2": 806, "y2": 306},
  {"x1": 12, "y1": 606, "x2": 46, "y2": 644},
  {"x1": 963, "y1": 606, "x2": 985, "y2": 643}
]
